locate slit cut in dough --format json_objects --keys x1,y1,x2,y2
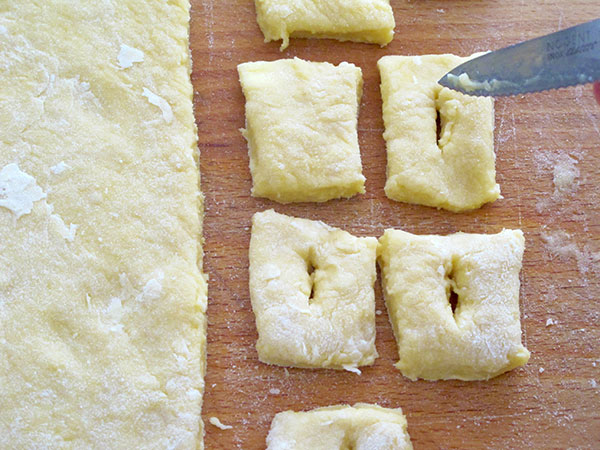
[
  {"x1": 378, "y1": 229, "x2": 530, "y2": 381},
  {"x1": 378, "y1": 54, "x2": 500, "y2": 212},
  {"x1": 249, "y1": 210, "x2": 378, "y2": 369},
  {"x1": 238, "y1": 58, "x2": 365, "y2": 203},
  {"x1": 266, "y1": 403, "x2": 413, "y2": 450},
  {"x1": 0, "y1": 1, "x2": 207, "y2": 448},
  {"x1": 254, "y1": 0, "x2": 395, "y2": 50}
]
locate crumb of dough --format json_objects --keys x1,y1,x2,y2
[
  {"x1": 209, "y1": 417, "x2": 233, "y2": 430},
  {"x1": 546, "y1": 318, "x2": 555, "y2": 327},
  {"x1": 447, "y1": 72, "x2": 519, "y2": 94},
  {"x1": 343, "y1": 365, "x2": 362, "y2": 375}
]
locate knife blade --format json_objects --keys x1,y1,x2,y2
[{"x1": 438, "y1": 18, "x2": 600, "y2": 97}]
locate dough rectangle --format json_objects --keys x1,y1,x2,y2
[
  {"x1": 249, "y1": 210, "x2": 378, "y2": 369},
  {"x1": 239, "y1": 58, "x2": 366, "y2": 203},
  {"x1": 378, "y1": 229, "x2": 530, "y2": 381},
  {"x1": 378, "y1": 54, "x2": 500, "y2": 212},
  {"x1": 0, "y1": 1, "x2": 207, "y2": 448},
  {"x1": 254, "y1": 0, "x2": 395, "y2": 50},
  {"x1": 266, "y1": 403, "x2": 413, "y2": 449}
]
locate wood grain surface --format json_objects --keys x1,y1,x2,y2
[{"x1": 191, "y1": 1, "x2": 600, "y2": 448}]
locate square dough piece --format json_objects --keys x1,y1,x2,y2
[
  {"x1": 239, "y1": 58, "x2": 366, "y2": 203},
  {"x1": 250, "y1": 210, "x2": 378, "y2": 369},
  {"x1": 254, "y1": 0, "x2": 395, "y2": 50},
  {"x1": 0, "y1": 1, "x2": 207, "y2": 448},
  {"x1": 378, "y1": 54, "x2": 501, "y2": 212},
  {"x1": 378, "y1": 229, "x2": 530, "y2": 381},
  {"x1": 266, "y1": 403, "x2": 413, "y2": 450}
]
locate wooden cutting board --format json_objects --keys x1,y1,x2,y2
[{"x1": 192, "y1": 1, "x2": 600, "y2": 448}]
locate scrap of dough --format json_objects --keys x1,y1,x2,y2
[
  {"x1": 266, "y1": 403, "x2": 412, "y2": 450},
  {"x1": 250, "y1": 210, "x2": 378, "y2": 369},
  {"x1": 0, "y1": 1, "x2": 207, "y2": 448},
  {"x1": 378, "y1": 229, "x2": 530, "y2": 381},
  {"x1": 378, "y1": 54, "x2": 500, "y2": 212},
  {"x1": 254, "y1": 0, "x2": 395, "y2": 50},
  {"x1": 238, "y1": 58, "x2": 365, "y2": 203},
  {"x1": 446, "y1": 73, "x2": 510, "y2": 93},
  {"x1": 209, "y1": 417, "x2": 233, "y2": 430}
]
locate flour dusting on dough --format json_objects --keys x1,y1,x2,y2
[
  {"x1": 0, "y1": 163, "x2": 46, "y2": 218},
  {"x1": 59, "y1": 223, "x2": 78, "y2": 241},
  {"x1": 137, "y1": 273, "x2": 164, "y2": 301},
  {"x1": 50, "y1": 161, "x2": 70, "y2": 175},
  {"x1": 118, "y1": 44, "x2": 144, "y2": 69},
  {"x1": 263, "y1": 264, "x2": 281, "y2": 280},
  {"x1": 106, "y1": 297, "x2": 124, "y2": 332},
  {"x1": 46, "y1": 204, "x2": 78, "y2": 242},
  {"x1": 142, "y1": 88, "x2": 173, "y2": 123},
  {"x1": 209, "y1": 416, "x2": 233, "y2": 430}
]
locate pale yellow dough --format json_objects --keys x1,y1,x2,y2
[
  {"x1": 378, "y1": 229, "x2": 530, "y2": 381},
  {"x1": 249, "y1": 210, "x2": 378, "y2": 369},
  {"x1": 238, "y1": 58, "x2": 365, "y2": 203},
  {"x1": 254, "y1": 0, "x2": 395, "y2": 50},
  {"x1": 266, "y1": 403, "x2": 412, "y2": 450},
  {"x1": 0, "y1": 1, "x2": 207, "y2": 448},
  {"x1": 378, "y1": 54, "x2": 500, "y2": 212}
]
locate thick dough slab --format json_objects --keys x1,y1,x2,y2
[
  {"x1": 239, "y1": 58, "x2": 365, "y2": 203},
  {"x1": 0, "y1": 1, "x2": 207, "y2": 448},
  {"x1": 378, "y1": 54, "x2": 500, "y2": 212},
  {"x1": 254, "y1": 0, "x2": 395, "y2": 50},
  {"x1": 249, "y1": 210, "x2": 378, "y2": 369},
  {"x1": 378, "y1": 229, "x2": 530, "y2": 381},
  {"x1": 266, "y1": 403, "x2": 412, "y2": 450}
]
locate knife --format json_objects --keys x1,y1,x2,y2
[{"x1": 438, "y1": 18, "x2": 600, "y2": 97}]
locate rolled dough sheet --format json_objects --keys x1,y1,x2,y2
[{"x1": 0, "y1": 1, "x2": 207, "y2": 448}]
